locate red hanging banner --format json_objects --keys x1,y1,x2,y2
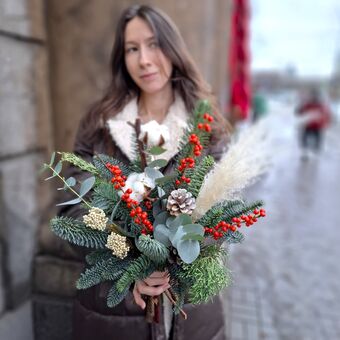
[{"x1": 228, "y1": 0, "x2": 251, "y2": 121}]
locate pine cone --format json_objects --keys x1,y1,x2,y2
[{"x1": 166, "y1": 188, "x2": 196, "y2": 216}]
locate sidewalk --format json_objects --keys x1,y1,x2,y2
[{"x1": 223, "y1": 106, "x2": 340, "y2": 340}]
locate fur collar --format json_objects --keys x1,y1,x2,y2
[{"x1": 106, "y1": 96, "x2": 188, "y2": 162}]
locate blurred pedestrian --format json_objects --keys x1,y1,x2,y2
[
  {"x1": 251, "y1": 89, "x2": 267, "y2": 122},
  {"x1": 296, "y1": 88, "x2": 331, "y2": 159}
]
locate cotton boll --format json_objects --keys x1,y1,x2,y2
[
  {"x1": 139, "y1": 120, "x2": 170, "y2": 148},
  {"x1": 118, "y1": 171, "x2": 157, "y2": 203}
]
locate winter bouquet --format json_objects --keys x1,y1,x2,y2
[{"x1": 42, "y1": 100, "x2": 266, "y2": 321}]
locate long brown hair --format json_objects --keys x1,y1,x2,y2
[{"x1": 84, "y1": 4, "x2": 228, "y2": 139}]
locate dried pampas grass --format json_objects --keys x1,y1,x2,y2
[{"x1": 193, "y1": 117, "x2": 276, "y2": 220}]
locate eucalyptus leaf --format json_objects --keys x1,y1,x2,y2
[
  {"x1": 49, "y1": 152, "x2": 56, "y2": 166},
  {"x1": 148, "y1": 146, "x2": 167, "y2": 155},
  {"x1": 65, "y1": 176, "x2": 76, "y2": 188},
  {"x1": 154, "y1": 211, "x2": 170, "y2": 226},
  {"x1": 168, "y1": 214, "x2": 192, "y2": 229},
  {"x1": 183, "y1": 223, "x2": 204, "y2": 236},
  {"x1": 177, "y1": 239, "x2": 200, "y2": 264},
  {"x1": 45, "y1": 160, "x2": 62, "y2": 180},
  {"x1": 148, "y1": 159, "x2": 168, "y2": 168},
  {"x1": 79, "y1": 176, "x2": 96, "y2": 197},
  {"x1": 145, "y1": 167, "x2": 163, "y2": 180},
  {"x1": 152, "y1": 199, "x2": 162, "y2": 217},
  {"x1": 56, "y1": 197, "x2": 82, "y2": 206},
  {"x1": 54, "y1": 161, "x2": 62, "y2": 175},
  {"x1": 181, "y1": 233, "x2": 204, "y2": 241},
  {"x1": 155, "y1": 174, "x2": 177, "y2": 185},
  {"x1": 153, "y1": 224, "x2": 171, "y2": 247},
  {"x1": 166, "y1": 216, "x2": 175, "y2": 227},
  {"x1": 169, "y1": 225, "x2": 185, "y2": 248},
  {"x1": 157, "y1": 186, "x2": 166, "y2": 198}
]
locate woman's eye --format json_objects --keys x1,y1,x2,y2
[
  {"x1": 126, "y1": 47, "x2": 138, "y2": 54},
  {"x1": 149, "y1": 42, "x2": 158, "y2": 48}
]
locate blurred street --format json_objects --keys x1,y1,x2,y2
[{"x1": 223, "y1": 99, "x2": 340, "y2": 340}]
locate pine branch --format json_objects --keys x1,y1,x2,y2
[
  {"x1": 179, "y1": 247, "x2": 231, "y2": 304},
  {"x1": 174, "y1": 100, "x2": 212, "y2": 165},
  {"x1": 76, "y1": 256, "x2": 130, "y2": 289},
  {"x1": 116, "y1": 255, "x2": 156, "y2": 293},
  {"x1": 50, "y1": 216, "x2": 109, "y2": 249},
  {"x1": 167, "y1": 263, "x2": 190, "y2": 314},
  {"x1": 187, "y1": 155, "x2": 215, "y2": 197},
  {"x1": 135, "y1": 235, "x2": 169, "y2": 264},
  {"x1": 85, "y1": 249, "x2": 112, "y2": 265},
  {"x1": 93, "y1": 154, "x2": 131, "y2": 181},
  {"x1": 221, "y1": 200, "x2": 264, "y2": 222},
  {"x1": 59, "y1": 152, "x2": 98, "y2": 175},
  {"x1": 107, "y1": 283, "x2": 130, "y2": 307},
  {"x1": 91, "y1": 182, "x2": 120, "y2": 211},
  {"x1": 128, "y1": 118, "x2": 147, "y2": 170},
  {"x1": 220, "y1": 230, "x2": 245, "y2": 244}
]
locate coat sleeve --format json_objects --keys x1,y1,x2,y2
[{"x1": 207, "y1": 130, "x2": 229, "y2": 162}]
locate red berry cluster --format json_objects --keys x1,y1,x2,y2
[
  {"x1": 176, "y1": 113, "x2": 214, "y2": 187},
  {"x1": 205, "y1": 209, "x2": 266, "y2": 240},
  {"x1": 144, "y1": 200, "x2": 153, "y2": 210},
  {"x1": 106, "y1": 163, "x2": 127, "y2": 190},
  {"x1": 176, "y1": 157, "x2": 195, "y2": 186},
  {"x1": 130, "y1": 206, "x2": 153, "y2": 234},
  {"x1": 197, "y1": 113, "x2": 214, "y2": 132},
  {"x1": 189, "y1": 134, "x2": 203, "y2": 157},
  {"x1": 106, "y1": 163, "x2": 153, "y2": 235}
]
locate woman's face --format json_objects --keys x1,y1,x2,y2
[{"x1": 124, "y1": 17, "x2": 173, "y2": 95}]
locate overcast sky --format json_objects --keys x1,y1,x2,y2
[{"x1": 251, "y1": 0, "x2": 340, "y2": 77}]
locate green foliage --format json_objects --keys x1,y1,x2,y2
[
  {"x1": 174, "y1": 100, "x2": 213, "y2": 170},
  {"x1": 167, "y1": 263, "x2": 190, "y2": 314},
  {"x1": 60, "y1": 152, "x2": 98, "y2": 175},
  {"x1": 187, "y1": 155, "x2": 215, "y2": 197},
  {"x1": 50, "y1": 216, "x2": 109, "y2": 249},
  {"x1": 85, "y1": 249, "x2": 112, "y2": 265},
  {"x1": 91, "y1": 182, "x2": 120, "y2": 211},
  {"x1": 76, "y1": 256, "x2": 130, "y2": 289},
  {"x1": 135, "y1": 234, "x2": 169, "y2": 264},
  {"x1": 220, "y1": 230, "x2": 245, "y2": 244},
  {"x1": 197, "y1": 199, "x2": 263, "y2": 227},
  {"x1": 196, "y1": 204, "x2": 225, "y2": 228},
  {"x1": 116, "y1": 255, "x2": 157, "y2": 293},
  {"x1": 221, "y1": 200, "x2": 264, "y2": 222},
  {"x1": 179, "y1": 245, "x2": 231, "y2": 304},
  {"x1": 93, "y1": 154, "x2": 131, "y2": 181},
  {"x1": 107, "y1": 283, "x2": 130, "y2": 307}
]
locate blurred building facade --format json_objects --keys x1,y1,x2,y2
[{"x1": 0, "y1": 1, "x2": 232, "y2": 339}]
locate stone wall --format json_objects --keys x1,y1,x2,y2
[{"x1": 0, "y1": 0, "x2": 52, "y2": 339}]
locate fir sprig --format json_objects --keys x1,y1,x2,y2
[
  {"x1": 59, "y1": 152, "x2": 98, "y2": 175},
  {"x1": 187, "y1": 155, "x2": 215, "y2": 197},
  {"x1": 179, "y1": 245, "x2": 231, "y2": 304},
  {"x1": 50, "y1": 216, "x2": 109, "y2": 248},
  {"x1": 116, "y1": 255, "x2": 157, "y2": 293},
  {"x1": 77, "y1": 256, "x2": 131, "y2": 289},
  {"x1": 93, "y1": 154, "x2": 131, "y2": 181},
  {"x1": 135, "y1": 235, "x2": 169, "y2": 264}
]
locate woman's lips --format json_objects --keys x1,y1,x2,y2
[{"x1": 140, "y1": 72, "x2": 157, "y2": 80}]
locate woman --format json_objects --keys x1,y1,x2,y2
[{"x1": 60, "y1": 4, "x2": 228, "y2": 340}]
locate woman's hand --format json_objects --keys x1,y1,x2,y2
[{"x1": 133, "y1": 271, "x2": 170, "y2": 309}]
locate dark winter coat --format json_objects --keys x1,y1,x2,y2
[{"x1": 59, "y1": 109, "x2": 228, "y2": 340}]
